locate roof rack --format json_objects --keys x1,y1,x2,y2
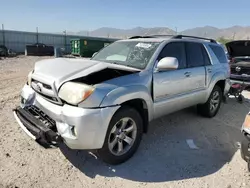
[
  {"x1": 172, "y1": 35, "x2": 217, "y2": 43},
  {"x1": 129, "y1": 36, "x2": 155, "y2": 39},
  {"x1": 147, "y1": 34, "x2": 175, "y2": 38},
  {"x1": 128, "y1": 34, "x2": 217, "y2": 43}
]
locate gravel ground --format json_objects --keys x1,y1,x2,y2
[{"x1": 1, "y1": 56, "x2": 250, "y2": 188}]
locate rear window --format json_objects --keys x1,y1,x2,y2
[{"x1": 209, "y1": 45, "x2": 228, "y2": 63}]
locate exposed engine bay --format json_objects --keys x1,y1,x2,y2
[{"x1": 72, "y1": 68, "x2": 138, "y2": 85}]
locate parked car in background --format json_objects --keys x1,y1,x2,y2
[
  {"x1": 13, "y1": 35, "x2": 230, "y2": 165},
  {"x1": 226, "y1": 40, "x2": 250, "y2": 86},
  {"x1": 25, "y1": 43, "x2": 54, "y2": 56},
  {"x1": 0, "y1": 45, "x2": 8, "y2": 57}
]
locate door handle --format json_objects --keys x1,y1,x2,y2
[
  {"x1": 184, "y1": 71, "x2": 191, "y2": 77},
  {"x1": 207, "y1": 68, "x2": 212, "y2": 73}
]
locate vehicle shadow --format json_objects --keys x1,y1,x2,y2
[{"x1": 59, "y1": 98, "x2": 247, "y2": 183}]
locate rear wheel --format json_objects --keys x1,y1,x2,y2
[
  {"x1": 198, "y1": 85, "x2": 222, "y2": 118},
  {"x1": 97, "y1": 106, "x2": 143, "y2": 165}
]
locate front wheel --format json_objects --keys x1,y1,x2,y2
[
  {"x1": 198, "y1": 85, "x2": 222, "y2": 118},
  {"x1": 97, "y1": 106, "x2": 143, "y2": 165}
]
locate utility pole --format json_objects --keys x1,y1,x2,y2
[
  {"x1": 36, "y1": 27, "x2": 39, "y2": 43},
  {"x1": 175, "y1": 27, "x2": 178, "y2": 34},
  {"x1": 233, "y1": 32, "x2": 236, "y2": 40},
  {"x1": 1, "y1": 24, "x2": 5, "y2": 45},
  {"x1": 63, "y1": 30, "x2": 67, "y2": 50}
]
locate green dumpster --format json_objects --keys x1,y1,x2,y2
[{"x1": 71, "y1": 37, "x2": 117, "y2": 57}]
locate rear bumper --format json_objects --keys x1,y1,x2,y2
[{"x1": 13, "y1": 107, "x2": 62, "y2": 148}]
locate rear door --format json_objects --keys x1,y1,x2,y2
[{"x1": 184, "y1": 42, "x2": 206, "y2": 92}]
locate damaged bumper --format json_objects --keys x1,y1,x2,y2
[
  {"x1": 13, "y1": 106, "x2": 62, "y2": 148},
  {"x1": 14, "y1": 84, "x2": 120, "y2": 150}
]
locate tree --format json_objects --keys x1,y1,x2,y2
[{"x1": 217, "y1": 37, "x2": 232, "y2": 45}]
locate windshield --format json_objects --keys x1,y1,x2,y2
[{"x1": 92, "y1": 41, "x2": 160, "y2": 69}]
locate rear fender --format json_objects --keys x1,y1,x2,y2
[{"x1": 205, "y1": 72, "x2": 226, "y2": 101}]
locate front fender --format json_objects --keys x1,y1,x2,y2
[{"x1": 100, "y1": 85, "x2": 154, "y2": 121}]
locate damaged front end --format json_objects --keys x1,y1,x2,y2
[{"x1": 13, "y1": 105, "x2": 62, "y2": 148}]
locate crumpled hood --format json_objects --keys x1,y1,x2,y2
[{"x1": 32, "y1": 58, "x2": 140, "y2": 89}]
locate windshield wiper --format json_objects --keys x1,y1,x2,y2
[{"x1": 111, "y1": 61, "x2": 137, "y2": 68}]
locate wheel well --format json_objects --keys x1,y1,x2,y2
[
  {"x1": 215, "y1": 80, "x2": 225, "y2": 93},
  {"x1": 121, "y1": 99, "x2": 149, "y2": 133}
]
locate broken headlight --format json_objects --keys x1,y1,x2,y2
[{"x1": 58, "y1": 82, "x2": 95, "y2": 105}]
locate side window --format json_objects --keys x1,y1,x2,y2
[
  {"x1": 158, "y1": 42, "x2": 186, "y2": 69},
  {"x1": 201, "y1": 46, "x2": 211, "y2": 66},
  {"x1": 185, "y1": 42, "x2": 204, "y2": 68},
  {"x1": 209, "y1": 45, "x2": 228, "y2": 64}
]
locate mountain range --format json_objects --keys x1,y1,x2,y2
[{"x1": 66, "y1": 26, "x2": 250, "y2": 40}]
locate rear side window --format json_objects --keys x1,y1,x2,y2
[
  {"x1": 158, "y1": 42, "x2": 186, "y2": 69},
  {"x1": 185, "y1": 42, "x2": 204, "y2": 67},
  {"x1": 201, "y1": 46, "x2": 211, "y2": 65},
  {"x1": 209, "y1": 45, "x2": 228, "y2": 63}
]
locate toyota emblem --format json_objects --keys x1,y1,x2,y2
[{"x1": 235, "y1": 66, "x2": 241, "y2": 72}]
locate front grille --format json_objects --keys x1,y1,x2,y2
[
  {"x1": 31, "y1": 79, "x2": 61, "y2": 104},
  {"x1": 25, "y1": 106, "x2": 57, "y2": 131},
  {"x1": 231, "y1": 66, "x2": 250, "y2": 75}
]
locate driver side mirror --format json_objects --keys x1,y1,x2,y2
[
  {"x1": 92, "y1": 52, "x2": 98, "y2": 57},
  {"x1": 156, "y1": 57, "x2": 179, "y2": 71}
]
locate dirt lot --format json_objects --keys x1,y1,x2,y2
[{"x1": 1, "y1": 56, "x2": 250, "y2": 188}]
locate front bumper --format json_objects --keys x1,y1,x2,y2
[
  {"x1": 13, "y1": 106, "x2": 62, "y2": 148},
  {"x1": 230, "y1": 74, "x2": 250, "y2": 86},
  {"x1": 14, "y1": 84, "x2": 120, "y2": 150}
]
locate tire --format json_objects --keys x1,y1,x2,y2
[
  {"x1": 97, "y1": 106, "x2": 143, "y2": 165},
  {"x1": 197, "y1": 85, "x2": 222, "y2": 118},
  {"x1": 248, "y1": 161, "x2": 250, "y2": 172}
]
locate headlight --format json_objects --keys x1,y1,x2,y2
[
  {"x1": 242, "y1": 113, "x2": 250, "y2": 134},
  {"x1": 58, "y1": 82, "x2": 95, "y2": 105},
  {"x1": 27, "y1": 71, "x2": 33, "y2": 86}
]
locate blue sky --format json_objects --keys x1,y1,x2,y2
[{"x1": 1, "y1": 0, "x2": 249, "y2": 32}]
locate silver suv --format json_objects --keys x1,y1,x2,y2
[{"x1": 13, "y1": 35, "x2": 230, "y2": 164}]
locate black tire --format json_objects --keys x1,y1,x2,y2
[
  {"x1": 97, "y1": 106, "x2": 143, "y2": 165},
  {"x1": 197, "y1": 85, "x2": 222, "y2": 118},
  {"x1": 238, "y1": 94, "x2": 244, "y2": 103}
]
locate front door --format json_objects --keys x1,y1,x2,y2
[
  {"x1": 153, "y1": 41, "x2": 207, "y2": 118},
  {"x1": 153, "y1": 42, "x2": 192, "y2": 118}
]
